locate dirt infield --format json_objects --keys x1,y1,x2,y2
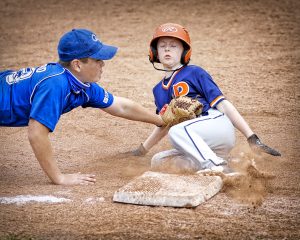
[{"x1": 0, "y1": 0, "x2": 299, "y2": 239}]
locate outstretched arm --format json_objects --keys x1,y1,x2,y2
[
  {"x1": 216, "y1": 100, "x2": 281, "y2": 156},
  {"x1": 102, "y1": 96, "x2": 164, "y2": 127},
  {"x1": 216, "y1": 100, "x2": 254, "y2": 138},
  {"x1": 28, "y1": 119, "x2": 97, "y2": 185}
]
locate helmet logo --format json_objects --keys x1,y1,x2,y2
[{"x1": 161, "y1": 26, "x2": 178, "y2": 32}]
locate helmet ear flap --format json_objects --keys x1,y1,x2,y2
[
  {"x1": 181, "y1": 48, "x2": 191, "y2": 64},
  {"x1": 149, "y1": 45, "x2": 160, "y2": 63}
]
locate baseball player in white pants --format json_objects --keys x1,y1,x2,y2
[{"x1": 132, "y1": 23, "x2": 281, "y2": 173}]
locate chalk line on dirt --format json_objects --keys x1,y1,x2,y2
[
  {"x1": 0, "y1": 195, "x2": 107, "y2": 205},
  {"x1": 0, "y1": 195, "x2": 72, "y2": 205}
]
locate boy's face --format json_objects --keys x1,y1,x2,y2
[
  {"x1": 71, "y1": 58, "x2": 105, "y2": 83},
  {"x1": 157, "y1": 37, "x2": 184, "y2": 70}
]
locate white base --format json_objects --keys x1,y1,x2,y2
[{"x1": 113, "y1": 171, "x2": 223, "y2": 208}]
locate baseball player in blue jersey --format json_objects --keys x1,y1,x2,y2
[
  {"x1": 0, "y1": 29, "x2": 165, "y2": 185},
  {"x1": 133, "y1": 23, "x2": 281, "y2": 173}
]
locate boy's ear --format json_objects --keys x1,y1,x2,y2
[{"x1": 70, "y1": 59, "x2": 81, "y2": 72}]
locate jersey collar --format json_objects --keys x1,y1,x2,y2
[
  {"x1": 161, "y1": 67, "x2": 184, "y2": 90},
  {"x1": 65, "y1": 68, "x2": 90, "y2": 94}
]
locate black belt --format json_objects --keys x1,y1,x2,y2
[{"x1": 197, "y1": 112, "x2": 209, "y2": 117}]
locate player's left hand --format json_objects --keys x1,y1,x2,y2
[
  {"x1": 57, "y1": 173, "x2": 96, "y2": 185},
  {"x1": 132, "y1": 143, "x2": 148, "y2": 156},
  {"x1": 247, "y1": 134, "x2": 281, "y2": 156}
]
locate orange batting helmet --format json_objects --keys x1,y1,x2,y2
[{"x1": 149, "y1": 23, "x2": 192, "y2": 64}]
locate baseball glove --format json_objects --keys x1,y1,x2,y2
[{"x1": 159, "y1": 96, "x2": 203, "y2": 126}]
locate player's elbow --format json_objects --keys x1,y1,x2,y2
[
  {"x1": 28, "y1": 126, "x2": 40, "y2": 144},
  {"x1": 28, "y1": 119, "x2": 49, "y2": 144}
]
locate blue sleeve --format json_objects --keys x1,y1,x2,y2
[
  {"x1": 194, "y1": 68, "x2": 225, "y2": 107},
  {"x1": 82, "y1": 83, "x2": 114, "y2": 108},
  {"x1": 30, "y1": 79, "x2": 64, "y2": 132}
]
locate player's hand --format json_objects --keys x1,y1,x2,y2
[
  {"x1": 132, "y1": 143, "x2": 148, "y2": 156},
  {"x1": 247, "y1": 134, "x2": 281, "y2": 156},
  {"x1": 56, "y1": 173, "x2": 96, "y2": 185}
]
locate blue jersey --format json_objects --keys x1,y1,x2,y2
[
  {"x1": 152, "y1": 65, "x2": 225, "y2": 113},
  {"x1": 0, "y1": 63, "x2": 114, "y2": 132}
]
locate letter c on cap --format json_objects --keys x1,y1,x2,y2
[{"x1": 92, "y1": 34, "x2": 99, "y2": 42}]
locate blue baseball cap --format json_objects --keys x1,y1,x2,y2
[{"x1": 58, "y1": 29, "x2": 118, "y2": 62}]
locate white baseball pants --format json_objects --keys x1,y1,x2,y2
[{"x1": 151, "y1": 108, "x2": 235, "y2": 170}]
